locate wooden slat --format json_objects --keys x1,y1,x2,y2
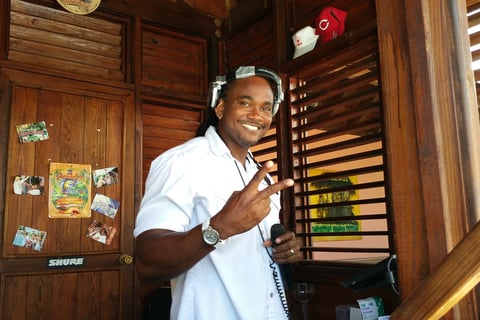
[
  {"x1": 143, "y1": 104, "x2": 200, "y2": 121},
  {"x1": 10, "y1": 24, "x2": 121, "y2": 58},
  {"x1": 8, "y1": 0, "x2": 124, "y2": 81},
  {"x1": 8, "y1": 51, "x2": 122, "y2": 80},
  {"x1": 468, "y1": 6, "x2": 480, "y2": 28},
  {"x1": 10, "y1": 10, "x2": 121, "y2": 46},
  {"x1": 9, "y1": 38, "x2": 121, "y2": 69}
]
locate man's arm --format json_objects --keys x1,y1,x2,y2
[
  {"x1": 135, "y1": 226, "x2": 212, "y2": 282},
  {"x1": 134, "y1": 161, "x2": 295, "y2": 282}
]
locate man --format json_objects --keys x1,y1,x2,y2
[{"x1": 134, "y1": 66, "x2": 301, "y2": 320}]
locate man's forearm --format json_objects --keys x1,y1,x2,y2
[{"x1": 135, "y1": 225, "x2": 213, "y2": 282}]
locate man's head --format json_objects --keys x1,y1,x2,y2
[
  {"x1": 196, "y1": 66, "x2": 283, "y2": 138},
  {"x1": 214, "y1": 75, "x2": 275, "y2": 151},
  {"x1": 209, "y1": 66, "x2": 283, "y2": 116}
]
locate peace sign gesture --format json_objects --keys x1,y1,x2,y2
[{"x1": 210, "y1": 161, "x2": 294, "y2": 239}]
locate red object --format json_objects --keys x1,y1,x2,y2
[{"x1": 315, "y1": 6, "x2": 348, "y2": 44}]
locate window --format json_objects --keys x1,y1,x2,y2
[
  {"x1": 286, "y1": 33, "x2": 393, "y2": 262},
  {"x1": 468, "y1": 1, "x2": 480, "y2": 111}
]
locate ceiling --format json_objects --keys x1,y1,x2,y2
[
  {"x1": 167, "y1": 0, "x2": 272, "y2": 36},
  {"x1": 180, "y1": 0, "x2": 238, "y2": 19}
]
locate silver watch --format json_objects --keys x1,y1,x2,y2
[{"x1": 202, "y1": 218, "x2": 226, "y2": 247}]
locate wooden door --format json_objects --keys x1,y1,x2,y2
[{"x1": 0, "y1": 68, "x2": 136, "y2": 319}]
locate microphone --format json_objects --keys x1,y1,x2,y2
[
  {"x1": 271, "y1": 223, "x2": 286, "y2": 244},
  {"x1": 270, "y1": 223, "x2": 293, "y2": 290}
]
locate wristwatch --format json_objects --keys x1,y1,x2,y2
[{"x1": 202, "y1": 218, "x2": 226, "y2": 248}]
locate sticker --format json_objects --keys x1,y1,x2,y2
[
  {"x1": 357, "y1": 296, "x2": 385, "y2": 320},
  {"x1": 91, "y1": 193, "x2": 120, "y2": 218},
  {"x1": 48, "y1": 163, "x2": 92, "y2": 218},
  {"x1": 13, "y1": 175, "x2": 45, "y2": 195},
  {"x1": 93, "y1": 166, "x2": 120, "y2": 188},
  {"x1": 16, "y1": 121, "x2": 49, "y2": 143},
  {"x1": 86, "y1": 220, "x2": 116, "y2": 245},
  {"x1": 13, "y1": 225, "x2": 47, "y2": 251}
]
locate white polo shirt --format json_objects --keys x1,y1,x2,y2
[{"x1": 134, "y1": 126, "x2": 289, "y2": 320}]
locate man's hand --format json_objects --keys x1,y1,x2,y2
[
  {"x1": 265, "y1": 231, "x2": 302, "y2": 264},
  {"x1": 211, "y1": 161, "x2": 294, "y2": 239}
]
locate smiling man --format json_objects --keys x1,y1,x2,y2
[{"x1": 134, "y1": 66, "x2": 301, "y2": 320}]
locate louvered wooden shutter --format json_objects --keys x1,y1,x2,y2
[{"x1": 287, "y1": 28, "x2": 392, "y2": 262}]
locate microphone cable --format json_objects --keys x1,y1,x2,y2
[
  {"x1": 234, "y1": 159, "x2": 291, "y2": 319},
  {"x1": 260, "y1": 224, "x2": 292, "y2": 320}
]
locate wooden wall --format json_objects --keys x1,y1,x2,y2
[
  {"x1": 0, "y1": 0, "x2": 210, "y2": 319},
  {"x1": 1, "y1": 0, "x2": 479, "y2": 319}
]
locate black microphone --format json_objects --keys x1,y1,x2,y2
[
  {"x1": 271, "y1": 223, "x2": 286, "y2": 244},
  {"x1": 270, "y1": 223, "x2": 293, "y2": 290}
]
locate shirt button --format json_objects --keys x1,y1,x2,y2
[{"x1": 270, "y1": 292, "x2": 274, "y2": 298}]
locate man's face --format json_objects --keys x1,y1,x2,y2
[{"x1": 215, "y1": 76, "x2": 274, "y2": 151}]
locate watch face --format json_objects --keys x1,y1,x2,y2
[
  {"x1": 203, "y1": 229, "x2": 219, "y2": 246},
  {"x1": 56, "y1": 0, "x2": 101, "y2": 15}
]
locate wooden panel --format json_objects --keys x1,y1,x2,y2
[
  {"x1": 141, "y1": 101, "x2": 202, "y2": 192},
  {"x1": 225, "y1": 14, "x2": 275, "y2": 70},
  {"x1": 141, "y1": 25, "x2": 208, "y2": 96},
  {"x1": 0, "y1": 68, "x2": 136, "y2": 319},
  {"x1": 3, "y1": 271, "x2": 121, "y2": 319},
  {"x1": 9, "y1": 0, "x2": 124, "y2": 81},
  {"x1": 4, "y1": 86, "x2": 125, "y2": 255}
]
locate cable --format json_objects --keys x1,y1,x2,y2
[
  {"x1": 234, "y1": 159, "x2": 291, "y2": 319},
  {"x1": 269, "y1": 258, "x2": 292, "y2": 319},
  {"x1": 258, "y1": 224, "x2": 291, "y2": 320},
  {"x1": 386, "y1": 254, "x2": 400, "y2": 295}
]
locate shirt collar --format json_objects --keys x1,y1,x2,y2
[{"x1": 205, "y1": 126, "x2": 254, "y2": 166}]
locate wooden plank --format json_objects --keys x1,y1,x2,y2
[
  {"x1": 8, "y1": 51, "x2": 122, "y2": 81},
  {"x1": 25, "y1": 275, "x2": 54, "y2": 319},
  {"x1": 31, "y1": 90, "x2": 58, "y2": 252},
  {"x1": 143, "y1": 104, "x2": 201, "y2": 121},
  {"x1": 3, "y1": 276, "x2": 28, "y2": 319},
  {"x1": 10, "y1": 11, "x2": 121, "y2": 45},
  {"x1": 9, "y1": 38, "x2": 121, "y2": 70},
  {"x1": 55, "y1": 93, "x2": 85, "y2": 252},
  {"x1": 100, "y1": 270, "x2": 121, "y2": 319},
  {"x1": 81, "y1": 96, "x2": 108, "y2": 252},
  {"x1": 9, "y1": 25, "x2": 121, "y2": 57},
  {"x1": 143, "y1": 115, "x2": 199, "y2": 131},
  {"x1": 102, "y1": 99, "x2": 124, "y2": 249},
  {"x1": 4, "y1": 86, "x2": 38, "y2": 256},
  {"x1": 142, "y1": 132, "x2": 196, "y2": 150}
]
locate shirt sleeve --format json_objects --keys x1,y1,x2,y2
[{"x1": 134, "y1": 150, "x2": 194, "y2": 237}]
